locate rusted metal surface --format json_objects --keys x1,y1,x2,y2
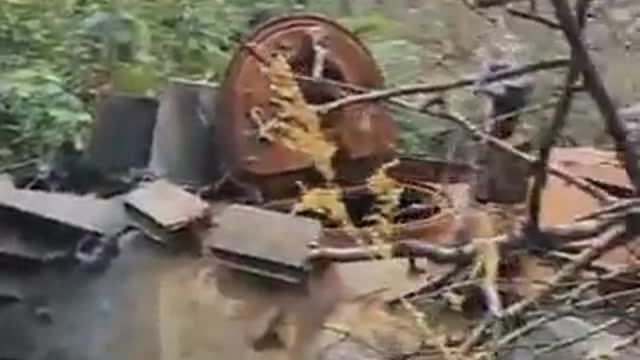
[
  {"x1": 549, "y1": 147, "x2": 631, "y2": 191},
  {"x1": 149, "y1": 80, "x2": 220, "y2": 187},
  {"x1": 265, "y1": 181, "x2": 457, "y2": 247},
  {"x1": 389, "y1": 157, "x2": 474, "y2": 184},
  {"x1": 87, "y1": 94, "x2": 159, "y2": 174},
  {"x1": 217, "y1": 13, "x2": 396, "y2": 181},
  {"x1": 0, "y1": 184, "x2": 127, "y2": 236},
  {"x1": 206, "y1": 204, "x2": 322, "y2": 284}
]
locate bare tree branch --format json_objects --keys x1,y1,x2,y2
[
  {"x1": 309, "y1": 199, "x2": 637, "y2": 265},
  {"x1": 316, "y1": 58, "x2": 570, "y2": 114},
  {"x1": 459, "y1": 223, "x2": 634, "y2": 353},
  {"x1": 528, "y1": 0, "x2": 593, "y2": 228},
  {"x1": 307, "y1": 239, "x2": 477, "y2": 264},
  {"x1": 422, "y1": 109, "x2": 613, "y2": 203},
  {"x1": 550, "y1": 0, "x2": 640, "y2": 194},
  {"x1": 495, "y1": 286, "x2": 640, "y2": 351},
  {"x1": 506, "y1": 7, "x2": 562, "y2": 30}
]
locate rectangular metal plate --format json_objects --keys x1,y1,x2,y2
[
  {"x1": 206, "y1": 205, "x2": 322, "y2": 281},
  {"x1": 0, "y1": 185, "x2": 127, "y2": 236},
  {"x1": 125, "y1": 180, "x2": 210, "y2": 231}
]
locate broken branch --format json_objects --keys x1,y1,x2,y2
[
  {"x1": 317, "y1": 58, "x2": 570, "y2": 114},
  {"x1": 529, "y1": 0, "x2": 593, "y2": 228},
  {"x1": 460, "y1": 223, "x2": 632, "y2": 353},
  {"x1": 308, "y1": 199, "x2": 635, "y2": 265},
  {"x1": 422, "y1": 108, "x2": 613, "y2": 203},
  {"x1": 506, "y1": 7, "x2": 562, "y2": 30},
  {"x1": 550, "y1": 0, "x2": 640, "y2": 194},
  {"x1": 307, "y1": 239, "x2": 477, "y2": 264}
]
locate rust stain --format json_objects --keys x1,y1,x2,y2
[
  {"x1": 550, "y1": 147, "x2": 631, "y2": 190},
  {"x1": 217, "y1": 14, "x2": 395, "y2": 179},
  {"x1": 519, "y1": 148, "x2": 637, "y2": 296},
  {"x1": 538, "y1": 147, "x2": 631, "y2": 226}
]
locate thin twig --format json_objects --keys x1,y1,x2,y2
[
  {"x1": 239, "y1": 37, "x2": 608, "y2": 204},
  {"x1": 507, "y1": 225, "x2": 627, "y2": 316},
  {"x1": 612, "y1": 330, "x2": 640, "y2": 353},
  {"x1": 506, "y1": 7, "x2": 562, "y2": 30},
  {"x1": 308, "y1": 201, "x2": 635, "y2": 265},
  {"x1": 422, "y1": 109, "x2": 613, "y2": 203},
  {"x1": 459, "y1": 224, "x2": 630, "y2": 353},
  {"x1": 460, "y1": 0, "x2": 499, "y2": 25},
  {"x1": 496, "y1": 287, "x2": 640, "y2": 351},
  {"x1": 317, "y1": 58, "x2": 570, "y2": 114},
  {"x1": 307, "y1": 239, "x2": 477, "y2": 264},
  {"x1": 532, "y1": 317, "x2": 621, "y2": 357}
]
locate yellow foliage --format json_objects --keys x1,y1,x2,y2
[
  {"x1": 257, "y1": 54, "x2": 337, "y2": 181},
  {"x1": 291, "y1": 187, "x2": 351, "y2": 227},
  {"x1": 471, "y1": 237, "x2": 500, "y2": 291},
  {"x1": 364, "y1": 159, "x2": 403, "y2": 239}
]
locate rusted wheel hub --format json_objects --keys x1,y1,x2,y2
[{"x1": 216, "y1": 14, "x2": 396, "y2": 182}]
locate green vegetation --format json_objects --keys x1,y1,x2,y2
[
  {"x1": 0, "y1": 0, "x2": 264, "y2": 162},
  {"x1": 0, "y1": 0, "x2": 446, "y2": 164}
]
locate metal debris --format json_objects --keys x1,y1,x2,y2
[
  {"x1": 148, "y1": 79, "x2": 220, "y2": 187},
  {"x1": 125, "y1": 179, "x2": 210, "y2": 245},
  {"x1": 0, "y1": 184, "x2": 127, "y2": 236},
  {"x1": 207, "y1": 204, "x2": 322, "y2": 284},
  {"x1": 87, "y1": 94, "x2": 158, "y2": 174},
  {"x1": 0, "y1": 223, "x2": 66, "y2": 263}
]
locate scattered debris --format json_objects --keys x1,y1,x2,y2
[
  {"x1": 149, "y1": 79, "x2": 220, "y2": 187},
  {"x1": 207, "y1": 204, "x2": 322, "y2": 284},
  {"x1": 87, "y1": 94, "x2": 158, "y2": 174},
  {"x1": 0, "y1": 184, "x2": 127, "y2": 236},
  {"x1": 124, "y1": 179, "x2": 211, "y2": 246},
  {"x1": 73, "y1": 232, "x2": 121, "y2": 273},
  {"x1": 1, "y1": 9, "x2": 640, "y2": 360},
  {"x1": 505, "y1": 316, "x2": 640, "y2": 360}
]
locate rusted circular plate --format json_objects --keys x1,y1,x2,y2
[
  {"x1": 263, "y1": 181, "x2": 457, "y2": 248},
  {"x1": 217, "y1": 13, "x2": 396, "y2": 177}
]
